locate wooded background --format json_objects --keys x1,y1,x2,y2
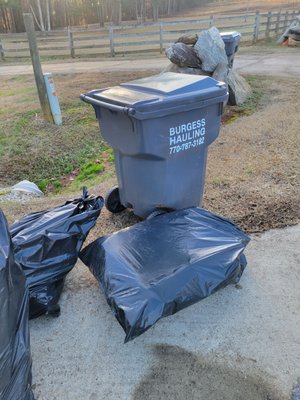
[
  {"x1": 0, "y1": 0, "x2": 207, "y2": 33},
  {"x1": 1, "y1": 1, "x2": 298, "y2": 33}
]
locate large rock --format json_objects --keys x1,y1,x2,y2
[
  {"x1": 212, "y1": 63, "x2": 229, "y2": 84},
  {"x1": 165, "y1": 42, "x2": 201, "y2": 68},
  {"x1": 176, "y1": 33, "x2": 198, "y2": 45},
  {"x1": 194, "y1": 26, "x2": 228, "y2": 72},
  {"x1": 227, "y1": 70, "x2": 252, "y2": 105},
  {"x1": 163, "y1": 62, "x2": 209, "y2": 76}
]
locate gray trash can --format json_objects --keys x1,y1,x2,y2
[
  {"x1": 81, "y1": 72, "x2": 228, "y2": 218},
  {"x1": 220, "y1": 31, "x2": 241, "y2": 68}
]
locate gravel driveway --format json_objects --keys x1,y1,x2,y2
[{"x1": 0, "y1": 48, "x2": 299, "y2": 77}]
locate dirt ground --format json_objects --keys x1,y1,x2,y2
[
  {"x1": 180, "y1": 0, "x2": 298, "y2": 17},
  {"x1": 0, "y1": 46, "x2": 299, "y2": 400},
  {"x1": 1, "y1": 73, "x2": 299, "y2": 237},
  {"x1": 1, "y1": 48, "x2": 299, "y2": 77}
]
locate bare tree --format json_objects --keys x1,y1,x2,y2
[
  {"x1": 46, "y1": 0, "x2": 51, "y2": 30},
  {"x1": 36, "y1": 0, "x2": 45, "y2": 30},
  {"x1": 152, "y1": 0, "x2": 159, "y2": 21},
  {"x1": 0, "y1": 0, "x2": 216, "y2": 33}
]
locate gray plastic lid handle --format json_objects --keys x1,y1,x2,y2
[{"x1": 80, "y1": 93, "x2": 136, "y2": 116}]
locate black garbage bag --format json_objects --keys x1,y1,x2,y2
[
  {"x1": 0, "y1": 209, "x2": 34, "y2": 400},
  {"x1": 80, "y1": 207, "x2": 250, "y2": 343},
  {"x1": 10, "y1": 188, "x2": 104, "y2": 319}
]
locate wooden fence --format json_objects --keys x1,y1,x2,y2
[{"x1": 0, "y1": 9, "x2": 298, "y2": 60}]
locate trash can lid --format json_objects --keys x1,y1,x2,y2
[
  {"x1": 86, "y1": 72, "x2": 227, "y2": 120},
  {"x1": 220, "y1": 31, "x2": 241, "y2": 41}
]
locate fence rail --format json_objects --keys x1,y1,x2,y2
[{"x1": 0, "y1": 9, "x2": 298, "y2": 60}]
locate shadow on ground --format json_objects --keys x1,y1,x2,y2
[{"x1": 134, "y1": 345, "x2": 287, "y2": 400}]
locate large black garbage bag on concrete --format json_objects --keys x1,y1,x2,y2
[
  {"x1": 0, "y1": 210, "x2": 34, "y2": 400},
  {"x1": 80, "y1": 207, "x2": 250, "y2": 342},
  {"x1": 10, "y1": 188, "x2": 104, "y2": 319}
]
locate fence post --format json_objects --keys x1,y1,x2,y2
[
  {"x1": 109, "y1": 25, "x2": 115, "y2": 57},
  {"x1": 253, "y1": 11, "x2": 260, "y2": 43},
  {"x1": 292, "y1": 10, "x2": 296, "y2": 22},
  {"x1": 275, "y1": 10, "x2": 281, "y2": 34},
  {"x1": 159, "y1": 23, "x2": 163, "y2": 54},
  {"x1": 209, "y1": 15, "x2": 214, "y2": 28},
  {"x1": 265, "y1": 11, "x2": 272, "y2": 38},
  {"x1": 284, "y1": 10, "x2": 288, "y2": 28},
  {"x1": 23, "y1": 13, "x2": 53, "y2": 124},
  {"x1": 0, "y1": 42, "x2": 4, "y2": 60},
  {"x1": 68, "y1": 28, "x2": 75, "y2": 58}
]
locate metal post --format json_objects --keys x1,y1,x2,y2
[
  {"x1": 23, "y1": 13, "x2": 53, "y2": 123},
  {"x1": 159, "y1": 23, "x2": 163, "y2": 54},
  {"x1": 43, "y1": 73, "x2": 62, "y2": 125},
  {"x1": 109, "y1": 25, "x2": 115, "y2": 57}
]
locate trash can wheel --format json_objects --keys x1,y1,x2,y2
[{"x1": 105, "y1": 186, "x2": 126, "y2": 213}]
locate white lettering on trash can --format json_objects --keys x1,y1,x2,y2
[{"x1": 169, "y1": 119, "x2": 206, "y2": 155}]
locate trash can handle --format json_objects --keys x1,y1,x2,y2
[{"x1": 80, "y1": 94, "x2": 136, "y2": 116}]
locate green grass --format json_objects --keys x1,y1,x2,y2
[
  {"x1": 241, "y1": 76, "x2": 264, "y2": 114},
  {"x1": 0, "y1": 95, "x2": 114, "y2": 193},
  {"x1": 68, "y1": 167, "x2": 115, "y2": 193},
  {"x1": 53, "y1": 180, "x2": 62, "y2": 193},
  {"x1": 0, "y1": 189, "x2": 11, "y2": 196},
  {"x1": 223, "y1": 75, "x2": 265, "y2": 125},
  {"x1": 77, "y1": 161, "x2": 104, "y2": 181}
]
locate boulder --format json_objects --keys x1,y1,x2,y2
[
  {"x1": 163, "y1": 62, "x2": 209, "y2": 76},
  {"x1": 194, "y1": 26, "x2": 228, "y2": 72},
  {"x1": 212, "y1": 63, "x2": 229, "y2": 85},
  {"x1": 176, "y1": 33, "x2": 198, "y2": 45},
  {"x1": 165, "y1": 42, "x2": 201, "y2": 68},
  {"x1": 227, "y1": 70, "x2": 252, "y2": 106}
]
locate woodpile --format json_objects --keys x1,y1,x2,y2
[{"x1": 164, "y1": 27, "x2": 252, "y2": 106}]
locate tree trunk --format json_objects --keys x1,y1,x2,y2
[
  {"x1": 1, "y1": 6, "x2": 9, "y2": 32},
  {"x1": 112, "y1": 0, "x2": 122, "y2": 25},
  {"x1": 141, "y1": 0, "x2": 146, "y2": 23},
  {"x1": 98, "y1": 2, "x2": 105, "y2": 27},
  {"x1": 135, "y1": 0, "x2": 140, "y2": 21},
  {"x1": 36, "y1": 0, "x2": 45, "y2": 31},
  {"x1": 30, "y1": 5, "x2": 42, "y2": 31},
  {"x1": 167, "y1": 0, "x2": 171, "y2": 16},
  {"x1": 153, "y1": 0, "x2": 159, "y2": 21},
  {"x1": 118, "y1": 0, "x2": 122, "y2": 25},
  {"x1": 46, "y1": 0, "x2": 51, "y2": 31},
  {"x1": 64, "y1": 0, "x2": 70, "y2": 28}
]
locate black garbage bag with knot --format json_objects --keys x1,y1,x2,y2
[
  {"x1": 0, "y1": 209, "x2": 34, "y2": 400},
  {"x1": 10, "y1": 188, "x2": 103, "y2": 319},
  {"x1": 80, "y1": 207, "x2": 250, "y2": 343}
]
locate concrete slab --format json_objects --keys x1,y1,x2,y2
[{"x1": 30, "y1": 224, "x2": 300, "y2": 400}]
